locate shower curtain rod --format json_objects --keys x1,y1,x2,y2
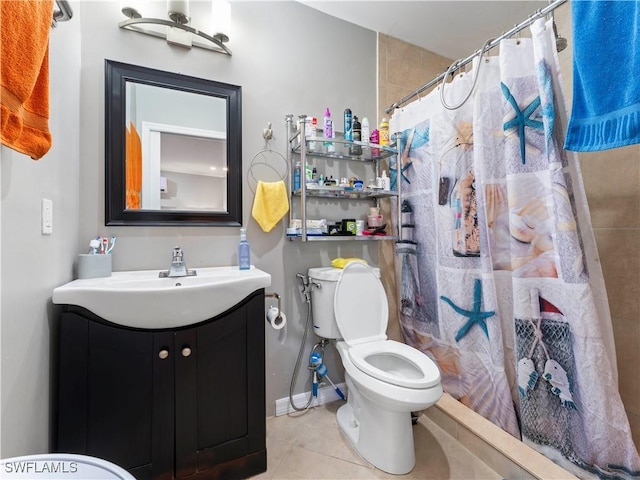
[{"x1": 384, "y1": 0, "x2": 567, "y2": 114}]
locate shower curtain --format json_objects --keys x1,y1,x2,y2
[{"x1": 390, "y1": 19, "x2": 640, "y2": 479}]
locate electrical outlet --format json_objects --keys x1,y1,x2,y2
[{"x1": 42, "y1": 198, "x2": 53, "y2": 235}]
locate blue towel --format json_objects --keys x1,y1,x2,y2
[{"x1": 564, "y1": 1, "x2": 640, "y2": 151}]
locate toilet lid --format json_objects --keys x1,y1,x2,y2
[{"x1": 334, "y1": 261, "x2": 388, "y2": 345}]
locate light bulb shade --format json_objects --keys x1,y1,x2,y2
[
  {"x1": 118, "y1": 0, "x2": 232, "y2": 55},
  {"x1": 210, "y1": 0, "x2": 230, "y2": 41},
  {"x1": 121, "y1": 0, "x2": 146, "y2": 18},
  {"x1": 167, "y1": 0, "x2": 189, "y2": 24}
]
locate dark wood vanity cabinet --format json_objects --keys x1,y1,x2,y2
[{"x1": 54, "y1": 290, "x2": 266, "y2": 480}]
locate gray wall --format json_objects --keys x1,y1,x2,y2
[
  {"x1": 1, "y1": 0, "x2": 377, "y2": 457},
  {"x1": 0, "y1": 4, "x2": 82, "y2": 456}
]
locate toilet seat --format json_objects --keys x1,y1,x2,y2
[
  {"x1": 348, "y1": 340, "x2": 441, "y2": 389},
  {"x1": 334, "y1": 262, "x2": 440, "y2": 389}
]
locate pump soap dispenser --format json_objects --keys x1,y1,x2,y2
[{"x1": 238, "y1": 227, "x2": 251, "y2": 270}]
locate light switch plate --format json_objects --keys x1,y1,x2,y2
[{"x1": 42, "y1": 198, "x2": 53, "y2": 235}]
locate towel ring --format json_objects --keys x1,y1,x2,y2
[{"x1": 248, "y1": 148, "x2": 289, "y2": 195}]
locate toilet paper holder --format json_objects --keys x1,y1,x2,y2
[{"x1": 265, "y1": 292, "x2": 281, "y2": 318}]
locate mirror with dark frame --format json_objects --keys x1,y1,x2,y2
[{"x1": 105, "y1": 59, "x2": 242, "y2": 226}]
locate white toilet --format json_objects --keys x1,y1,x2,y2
[{"x1": 308, "y1": 261, "x2": 443, "y2": 475}]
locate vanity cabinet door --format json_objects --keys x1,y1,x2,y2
[
  {"x1": 56, "y1": 313, "x2": 174, "y2": 480},
  {"x1": 174, "y1": 292, "x2": 266, "y2": 479},
  {"x1": 55, "y1": 290, "x2": 266, "y2": 480}
]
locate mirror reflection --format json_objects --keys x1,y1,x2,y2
[{"x1": 105, "y1": 60, "x2": 242, "y2": 226}]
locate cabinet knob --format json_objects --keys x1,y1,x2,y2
[
  {"x1": 182, "y1": 347, "x2": 192, "y2": 357},
  {"x1": 158, "y1": 349, "x2": 169, "y2": 360}
]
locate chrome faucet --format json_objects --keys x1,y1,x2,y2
[{"x1": 159, "y1": 246, "x2": 197, "y2": 278}]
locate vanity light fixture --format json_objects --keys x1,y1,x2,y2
[{"x1": 119, "y1": 0, "x2": 232, "y2": 56}]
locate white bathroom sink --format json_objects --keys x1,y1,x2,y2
[{"x1": 52, "y1": 266, "x2": 272, "y2": 329}]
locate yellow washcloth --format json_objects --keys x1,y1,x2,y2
[
  {"x1": 251, "y1": 180, "x2": 290, "y2": 233},
  {"x1": 331, "y1": 258, "x2": 368, "y2": 269}
]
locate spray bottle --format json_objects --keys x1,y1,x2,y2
[
  {"x1": 344, "y1": 108, "x2": 353, "y2": 141},
  {"x1": 350, "y1": 115, "x2": 362, "y2": 156}
]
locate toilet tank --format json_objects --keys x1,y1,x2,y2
[{"x1": 307, "y1": 265, "x2": 380, "y2": 340}]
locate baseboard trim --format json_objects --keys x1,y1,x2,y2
[{"x1": 275, "y1": 382, "x2": 348, "y2": 416}]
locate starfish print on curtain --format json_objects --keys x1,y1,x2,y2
[
  {"x1": 501, "y1": 82, "x2": 543, "y2": 164},
  {"x1": 391, "y1": 125, "x2": 428, "y2": 191},
  {"x1": 440, "y1": 278, "x2": 496, "y2": 342}
]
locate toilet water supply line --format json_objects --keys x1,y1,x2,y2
[
  {"x1": 310, "y1": 352, "x2": 345, "y2": 401},
  {"x1": 288, "y1": 273, "x2": 317, "y2": 411},
  {"x1": 289, "y1": 274, "x2": 345, "y2": 411}
]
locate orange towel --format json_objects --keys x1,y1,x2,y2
[
  {"x1": 1, "y1": 0, "x2": 54, "y2": 160},
  {"x1": 126, "y1": 122, "x2": 142, "y2": 209}
]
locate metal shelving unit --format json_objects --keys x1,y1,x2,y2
[{"x1": 285, "y1": 114, "x2": 400, "y2": 242}]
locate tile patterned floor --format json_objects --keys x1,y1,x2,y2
[{"x1": 253, "y1": 400, "x2": 501, "y2": 479}]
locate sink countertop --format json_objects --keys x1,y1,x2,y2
[{"x1": 52, "y1": 266, "x2": 272, "y2": 329}]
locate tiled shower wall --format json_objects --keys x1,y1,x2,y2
[
  {"x1": 376, "y1": 34, "x2": 452, "y2": 345},
  {"x1": 377, "y1": 2, "x2": 639, "y2": 450}
]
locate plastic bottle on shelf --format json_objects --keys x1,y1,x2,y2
[
  {"x1": 307, "y1": 116, "x2": 317, "y2": 151},
  {"x1": 361, "y1": 117, "x2": 370, "y2": 144},
  {"x1": 350, "y1": 115, "x2": 362, "y2": 156},
  {"x1": 367, "y1": 206, "x2": 383, "y2": 228},
  {"x1": 323, "y1": 108, "x2": 335, "y2": 153},
  {"x1": 379, "y1": 118, "x2": 390, "y2": 146},
  {"x1": 305, "y1": 162, "x2": 313, "y2": 183},
  {"x1": 370, "y1": 128, "x2": 380, "y2": 157},
  {"x1": 304, "y1": 116, "x2": 312, "y2": 137},
  {"x1": 380, "y1": 170, "x2": 390, "y2": 190},
  {"x1": 353, "y1": 116, "x2": 362, "y2": 142},
  {"x1": 344, "y1": 108, "x2": 353, "y2": 141},
  {"x1": 293, "y1": 160, "x2": 301, "y2": 191}
]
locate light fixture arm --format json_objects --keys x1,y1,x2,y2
[{"x1": 119, "y1": 17, "x2": 232, "y2": 56}]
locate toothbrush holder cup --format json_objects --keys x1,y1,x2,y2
[{"x1": 77, "y1": 254, "x2": 112, "y2": 279}]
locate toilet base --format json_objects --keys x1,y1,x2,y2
[{"x1": 336, "y1": 376, "x2": 417, "y2": 475}]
